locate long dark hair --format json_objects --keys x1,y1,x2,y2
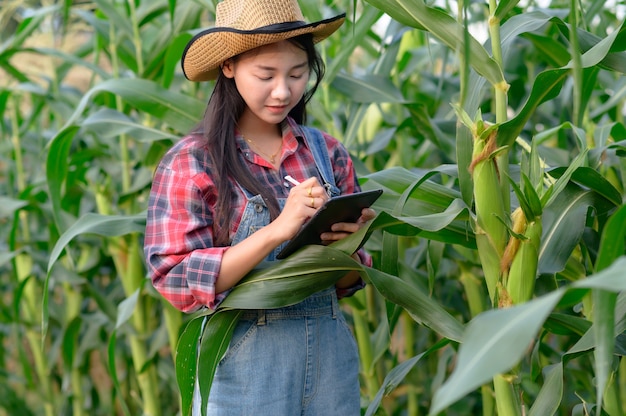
[{"x1": 196, "y1": 34, "x2": 325, "y2": 246}]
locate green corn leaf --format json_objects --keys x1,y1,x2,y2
[
  {"x1": 396, "y1": 199, "x2": 471, "y2": 233},
  {"x1": 544, "y1": 313, "x2": 592, "y2": 337},
  {"x1": 431, "y1": 290, "x2": 565, "y2": 414},
  {"x1": 591, "y1": 204, "x2": 626, "y2": 412},
  {"x1": 363, "y1": 169, "x2": 474, "y2": 247},
  {"x1": 219, "y1": 247, "x2": 362, "y2": 310},
  {"x1": 506, "y1": 174, "x2": 535, "y2": 222},
  {"x1": 168, "y1": 0, "x2": 176, "y2": 28},
  {"x1": 365, "y1": 354, "x2": 426, "y2": 416},
  {"x1": 82, "y1": 108, "x2": 179, "y2": 142},
  {"x1": 549, "y1": 166, "x2": 623, "y2": 207},
  {"x1": 365, "y1": 167, "x2": 461, "y2": 207},
  {"x1": 115, "y1": 289, "x2": 139, "y2": 330},
  {"x1": 365, "y1": 338, "x2": 450, "y2": 416},
  {"x1": 61, "y1": 316, "x2": 82, "y2": 373},
  {"x1": 332, "y1": 73, "x2": 406, "y2": 103},
  {"x1": 566, "y1": 292, "x2": 626, "y2": 356},
  {"x1": 522, "y1": 173, "x2": 543, "y2": 218},
  {"x1": 528, "y1": 363, "x2": 564, "y2": 416},
  {"x1": 197, "y1": 310, "x2": 243, "y2": 416},
  {"x1": 0, "y1": 6, "x2": 52, "y2": 55},
  {"x1": 533, "y1": 122, "x2": 587, "y2": 148},
  {"x1": 0, "y1": 251, "x2": 22, "y2": 268},
  {"x1": 431, "y1": 257, "x2": 626, "y2": 414},
  {"x1": 590, "y1": 88, "x2": 626, "y2": 119},
  {"x1": 0, "y1": 197, "x2": 28, "y2": 219},
  {"x1": 497, "y1": 68, "x2": 569, "y2": 148},
  {"x1": 163, "y1": 32, "x2": 193, "y2": 88},
  {"x1": 176, "y1": 315, "x2": 207, "y2": 416},
  {"x1": 538, "y1": 185, "x2": 595, "y2": 275},
  {"x1": 47, "y1": 212, "x2": 146, "y2": 274},
  {"x1": 525, "y1": 32, "x2": 572, "y2": 67},
  {"x1": 43, "y1": 213, "x2": 146, "y2": 337},
  {"x1": 364, "y1": 267, "x2": 464, "y2": 342},
  {"x1": 31, "y1": 47, "x2": 110, "y2": 79},
  {"x1": 46, "y1": 125, "x2": 80, "y2": 233},
  {"x1": 48, "y1": 78, "x2": 204, "y2": 141},
  {"x1": 592, "y1": 289, "x2": 616, "y2": 412},
  {"x1": 92, "y1": 0, "x2": 135, "y2": 38},
  {"x1": 108, "y1": 330, "x2": 132, "y2": 416},
  {"x1": 364, "y1": 0, "x2": 505, "y2": 86},
  {"x1": 494, "y1": 0, "x2": 522, "y2": 21},
  {"x1": 542, "y1": 150, "x2": 589, "y2": 208},
  {"x1": 325, "y1": 6, "x2": 383, "y2": 84},
  {"x1": 557, "y1": 21, "x2": 626, "y2": 73},
  {"x1": 499, "y1": 19, "x2": 624, "y2": 147}
]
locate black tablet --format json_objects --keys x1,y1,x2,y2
[{"x1": 276, "y1": 189, "x2": 383, "y2": 259}]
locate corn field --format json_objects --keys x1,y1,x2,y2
[{"x1": 1, "y1": 0, "x2": 626, "y2": 415}]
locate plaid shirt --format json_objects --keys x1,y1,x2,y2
[{"x1": 144, "y1": 117, "x2": 369, "y2": 312}]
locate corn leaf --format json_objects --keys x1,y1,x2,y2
[
  {"x1": 332, "y1": 73, "x2": 406, "y2": 103},
  {"x1": 528, "y1": 363, "x2": 564, "y2": 416},
  {"x1": 176, "y1": 314, "x2": 207, "y2": 416},
  {"x1": 591, "y1": 204, "x2": 626, "y2": 411},
  {"x1": 43, "y1": 213, "x2": 146, "y2": 336},
  {"x1": 197, "y1": 310, "x2": 243, "y2": 416},
  {"x1": 364, "y1": 0, "x2": 505, "y2": 86},
  {"x1": 498, "y1": 19, "x2": 623, "y2": 147},
  {"x1": 431, "y1": 257, "x2": 626, "y2": 414},
  {"x1": 538, "y1": 185, "x2": 595, "y2": 275},
  {"x1": 82, "y1": 108, "x2": 179, "y2": 142}
]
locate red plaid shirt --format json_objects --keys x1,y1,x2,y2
[{"x1": 144, "y1": 118, "x2": 369, "y2": 312}]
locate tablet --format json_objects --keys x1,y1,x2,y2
[{"x1": 276, "y1": 189, "x2": 383, "y2": 259}]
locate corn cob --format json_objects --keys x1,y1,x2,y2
[
  {"x1": 505, "y1": 210, "x2": 542, "y2": 305},
  {"x1": 471, "y1": 130, "x2": 508, "y2": 302}
]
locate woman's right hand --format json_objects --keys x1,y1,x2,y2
[
  {"x1": 271, "y1": 177, "x2": 329, "y2": 241},
  {"x1": 217, "y1": 177, "x2": 328, "y2": 292}
]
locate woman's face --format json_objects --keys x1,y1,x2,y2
[{"x1": 222, "y1": 40, "x2": 310, "y2": 132}]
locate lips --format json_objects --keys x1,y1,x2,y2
[{"x1": 267, "y1": 105, "x2": 288, "y2": 114}]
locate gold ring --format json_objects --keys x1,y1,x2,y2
[
  {"x1": 310, "y1": 197, "x2": 315, "y2": 208},
  {"x1": 307, "y1": 187, "x2": 313, "y2": 197}
]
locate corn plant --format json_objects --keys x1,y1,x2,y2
[
  {"x1": 345, "y1": 0, "x2": 626, "y2": 414},
  {"x1": 2, "y1": 0, "x2": 626, "y2": 415}
]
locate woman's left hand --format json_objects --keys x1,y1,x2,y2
[{"x1": 320, "y1": 207, "x2": 376, "y2": 244}]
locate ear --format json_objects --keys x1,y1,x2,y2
[{"x1": 221, "y1": 59, "x2": 235, "y2": 78}]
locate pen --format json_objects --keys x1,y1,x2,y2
[{"x1": 284, "y1": 175, "x2": 301, "y2": 186}]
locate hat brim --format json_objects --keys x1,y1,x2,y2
[{"x1": 182, "y1": 13, "x2": 346, "y2": 82}]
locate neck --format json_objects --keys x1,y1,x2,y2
[{"x1": 237, "y1": 111, "x2": 283, "y2": 142}]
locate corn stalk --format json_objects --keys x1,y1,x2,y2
[
  {"x1": 90, "y1": 13, "x2": 161, "y2": 416},
  {"x1": 8, "y1": 96, "x2": 55, "y2": 416}
]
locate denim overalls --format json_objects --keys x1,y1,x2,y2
[{"x1": 193, "y1": 128, "x2": 361, "y2": 415}]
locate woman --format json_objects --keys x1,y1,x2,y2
[{"x1": 144, "y1": 0, "x2": 375, "y2": 414}]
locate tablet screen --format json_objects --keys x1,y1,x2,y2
[{"x1": 276, "y1": 189, "x2": 383, "y2": 259}]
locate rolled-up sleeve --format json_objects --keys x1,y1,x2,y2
[{"x1": 144, "y1": 141, "x2": 227, "y2": 312}]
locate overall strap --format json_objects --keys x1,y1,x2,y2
[{"x1": 301, "y1": 126, "x2": 341, "y2": 197}]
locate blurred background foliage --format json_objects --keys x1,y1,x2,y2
[{"x1": 1, "y1": 0, "x2": 625, "y2": 415}]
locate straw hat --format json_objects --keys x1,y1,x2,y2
[{"x1": 181, "y1": 0, "x2": 345, "y2": 81}]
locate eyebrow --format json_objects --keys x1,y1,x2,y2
[{"x1": 256, "y1": 61, "x2": 308, "y2": 71}]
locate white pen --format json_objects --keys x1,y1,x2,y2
[{"x1": 284, "y1": 175, "x2": 301, "y2": 186}]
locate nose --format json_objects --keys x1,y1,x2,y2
[{"x1": 271, "y1": 77, "x2": 291, "y2": 101}]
